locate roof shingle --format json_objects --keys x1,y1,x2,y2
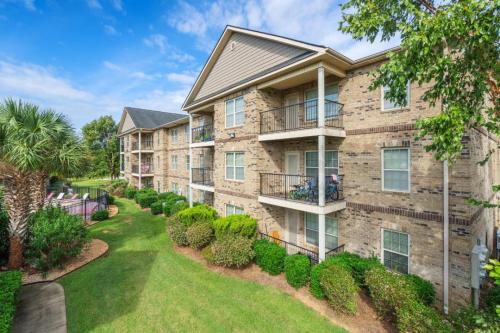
[{"x1": 124, "y1": 107, "x2": 187, "y2": 129}]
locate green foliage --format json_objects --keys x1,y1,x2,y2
[
  {"x1": 207, "y1": 235, "x2": 255, "y2": 268},
  {"x1": 134, "y1": 188, "x2": 156, "y2": 203},
  {"x1": 161, "y1": 192, "x2": 187, "y2": 216},
  {"x1": 107, "y1": 195, "x2": 115, "y2": 205},
  {"x1": 0, "y1": 271, "x2": 22, "y2": 333},
  {"x1": 166, "y1": 216, "x2": 188, "y2": 246},
  {"x1": 150, "y1": 201, "x2": 164, "y2": 215},
  {"x1": 396, "y1": 299, "x2": 450, "y2": 333},
  {"x1": 284, "y1": 254, "x2": 310, "y2": 289},
  {"x1": 325, "y1": 252, "x2": 383, "y2": 287},
  {"x1": 91, "y1": 209, "x2": 109, "y2": 221},
  {"x1": 404, "y1": 274, "x2": 436, "y2": 306},
  {"x1": 254, "y1": 239, "x2": 286, "y2": 276},
  {"x1": 186, "y1": 222, "x2": 213, "y2": 249},
  {"x1": 448, "y1": 306, "x2": 500, "y2": 333},
  {"x1": 485, "y1": 286, "x2": 500, "y2": 317},
  {"x1": 158, "y1": 192, "x2": 178, "y2": 201},
  {"x1": 319, "y1": 264, "x2": 358, "y2": 315},
  {"x1": 176, "y1": 204, "x2": 217, "y2": 227},
  {"x1": 0, "y1": 210, "x2": 8, "y2": 266},
  {"x1": 170, "y1": 201, "x2": 189, "y2": 215},
  {"x1": 485, "y1": 259, "x2": 500, "y2": 317},
  {"x1": 106, "y1": 180, "x2": 127, "y2": 197},
  {"x1": 124, "y1": 187, "x2": 137, "y2": 199},
  {"x1": 213, "y1": 214, "x2": 257, "y2": 239},
  {"x1": 26, "y1": 207, "x2": 90, "y2": 272},
  {"x1": 136, "y1": 193, "x2": 158, "y2": 208}
]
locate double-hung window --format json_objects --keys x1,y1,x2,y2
[
  {"x1": 382, "y1": 148, "x2": 410, "y2": 192},
  {"x1": 185, "y1": 125, "x2": 190, "y2": 143},
  {"x1": 382, "y1": 229, "x2": 409, "y2": 274},
  {"x1": 171, "y1": 155, "x2": 178, "y2": 170},
  {"x1": 172, "y1": 182, "x2": 178, "y2": 194},
  {"x1": 304, "y1": 84, "x2": 339, "y2": 121},
  {"x1": 186, "y1": 155, "x2": 190, "y2": 171},
  {"x1": 157, "y1": 156, "x2": 160, "y2": 170},
  {"x1": 171, "y1": 129, "x2": 178, "y2": 144},
  {"x1": 225, "y1": 152, "x2": 244, "y2": 180},
  {"x1": 225, "y1": 204, "x2": 244, "y2": 216},
  {"x1": 305, "y1": 151, "x2": 339, "y2": 178},
  {"x1": 382, "y1": 83, "x2": 410, "y2": 110},
  {"x1": 304, "y1": 213, "x2": 338, "y2": 249},
  {"x1": 225, "y1": 96, "x2": 244, "y2": 127}
]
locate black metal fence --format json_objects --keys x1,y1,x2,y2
[
  {"x1": 258, "y1": 232, "x2": 319, "y2": 264},
  {"x1": 192, "y1": 124, "x2": 214, "y2": 143},
  {"x1": 46, "y1": 185, "x2": 109, "y2": 221},
  {"x1": 192, "y1": 168, "x2": 214, "y2": 186},
  {"x1": 260, "y1": 99, "x2": 343, "y2": 134},
  {"x1": 260, "y1": 173, "x2": 344, "y2": 204}
]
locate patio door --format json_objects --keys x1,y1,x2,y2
[
  {"x1": 286, "y1": 209, "x2": 299, "y2": 254},
  {"x1": 284, "y1": 93, "x2": 299, "y2": 130},
  {"x1": 285, "y1": 151, "x2": 300, "y2": 190}
]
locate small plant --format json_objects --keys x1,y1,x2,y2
[
  {"x1": 404, "y1": 274, "x2": 436, "y2": 306},
  {"x1": 0, "y1": 271, "x2": 22, "y2": 333},
  {"x1": 177, "y1": 205, "x2": 217, "y2": 227},
  {"x1": 320, "y1": 264, "x2": 358, "y2": 315},
  {"x1": 150, "y1": 201, "x2": 164, "y2": 215},
  {"x1": 284, "y1": 254, "x2": 310, "y2": 289},
  {"x1": 91, "y1": 209, "x2": 109, "y2": 221},
  {"x1": 186, "y1": 222, "x2": 213, "y2": 249},
  {"x1": 448, "y1": 306, "x2": 500, "y2": 333},
  {"x1": 124, "y1": 186, "x2": 137, "y2": 199},
  {"x1": 254, "y1": 239, "x2": 286, "y2": 275},
  {"x1": 485, "y1": 286, "x2": 500, "y2": 316},
  {"x1": 207, "y1": 235, "x2": 255, "y2": 268},
  {"x1": 166, "y1": 216, "x2": 188, "y2": 246},
  {"x1": 136, "y1": 193, "x2": 158, "y2": 208},
  {"x1": 396, "y1": 299, "x2": 450, "y2": 333},
  {"x1": 213, "y1": 214, "x2": 257, "y2": 239}
]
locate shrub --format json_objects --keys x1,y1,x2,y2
[
  {"x1": 166, "y1": 216, "x2": 188, "y2": 246},
  {"x1": 284, "y1": 254, "x2": 310, "y2": 289},
  {"x1": 208, "y1": 235, "x2": 255, "y2": 268},
  {"x1": 134, "y1": 188, "x2": 156, "y2": 203},
  {"x1": 91, "y1": 209, "x2": 109, "y2": 221},
  {"x1": 177, "y1": 205, "x2": 217, "y2": 227},
  {"x1": 158, "y1": 191, "x2": 178, "y2": 201},
  {"x1": 213, "y1": 214, "x2": 257, "y2": 239},
  {"x1": 201, "y1": 245, "x2": 214, "y2": 262},
  {"x1": 0, "y1": 211, "x2": 8, "y2": 266},
  {"x1": 396, "y1": 299, "x2": 450, "y2": 333},
  {"x1": 186, "y1": 222, "x2": 213, "y2": 249},
  {"x1": 107, "y1": 195, "x2": 115, "y2": 205},
  {"x1": 150, "y1": 201, "x2": 164, "y2": 215},
  {"x1": 448, "y1": 306, "x2": 500, "y2": 333},
  {"x1": 405, "y1": 274, "x2": 436, "y2": 306},
  {"x1": 124, "y1": 187, "x2": 137, "y2": 199},
  {"x1": 0, "y1": 271, "x2": 22, "y2": 333},
  {"x1": 320, "y1": 264, "x2": 358, "y2": 314},
  {"x1": 310, "y1": 257, "x2": 338, "y2": 299},
  {"x1": 327, "y1": 252, "x2": 383, "y2": 287},
  {"x1": 485, "y1": 286, "x2": 500, "y2": 316},
  {"x1": 136, "y1": 193, "x2": 158, "y2": 208},
  {"x1": 26, "y1": 207, "x2": 90, "y2": 272},
  {"x1": 170, "y1": 201, "x2": 189, "y2": 215},
  {"x1": 107, "y1": 180, "x2": 128, "y2": 197},
  {"x1": 162, "y1": 193, "x2": 187, "y2": 216},
  {"x1": 254, "y1": 239, "x2": 286, "y2": 275}
]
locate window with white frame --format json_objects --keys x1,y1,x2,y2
[
  {"x1": 225, "y1": 204, "x2": 244, "y2": 216},
  {"x1": 225, "y1": 96, "x2": 244, "y2": 128},
  {"x1": 144, "y1": 134, "x2": 153, "y2": 148},
  {"x1": 382, "y1": 229, "x2": 409, "y2": 274},
  {"x1": 186, "y1": 155, "x2": 190, "y2": 171},
  {"x1": 225, "y1": 152, "x2": 244, "y2": 180},
  {"x1": 382, "y1": 148, "x2": 410, "y2": 192},
  {"x1": 157, "y1": 132, "x2": 160, "y2": 145},
  {"x1": 157, "y1": 156, "x2": 160, "y2": 170},
  {"x1": 305, "y1": 151, "x2": 339, "y2": 178},
  {"x1": 171, "y1": 128, "x2": 178, "y2": 144},
  {"x1": 185, "y1": 125, "x2": 190, "y2": 142},
  {"x1": 157, "y1": 181, "x2": 161, "y2": 193},
  {"x1": 304, "y1": 213, "x2": 338, "y2": 249},
  {"x1": 171, "y1": 155, "x2": 178, "y2": 170},
  {"x1": 171, "y1": 182, "x2": 178, "y2": 194},
  {"x1": 382, "y1": 83, "x2": 410, "y2": 110},
  {"x1": 304, "y1": 84, "x2": 339, "y2": 121}
]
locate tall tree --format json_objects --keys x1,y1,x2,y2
[
  {"x1": 81, "y1": 116, "x2": 119, "y2": 179},
  {"x1": 0, "y1": 99, "x2": 82, "y2": 268}
]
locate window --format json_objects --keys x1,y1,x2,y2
[
  {"x1": 185, "y1": 185, "x2": 190, "y2": 199},
  {"x1": 157, "y1": 181, "x2": 161, "y2": 193},
  {"x1": 144, "y1": 135, "x2": 153, "y2": 148},
  {"x1": 225, "y1": 152, "x2": 244, "y2": 180},
  {"x1": 171, "y1": 155, "x2": 178, "y2": 170},
  {"x1": 382, "y1": 83, "x2": 410, "y2": 110},
  {"x1": 157, "y1": 156, "x2": 160, "y2": 170},
  {"x1": 305, "y1": 151, "x2": 339, "y2": 178},
  {"x1": 171, "y1": 128, "x2": 178, "y2": 144},
  {"x1": 382, "y1": 229, "x2": 409, "y2": 274},
  {"x1": 225, "y1": 204, "x2": 244, "y2": 216},
  {"x1": 304, "y1": 84, "x2": 339, "y2": 121},
  {"x1": 172, "y1": 182, "x2": 178, "y2": 194},
  {"x1": 185, "y1": 125, "x2": 190, "y2": 142},
  {"x1": 382, "y1": 148, "x2": 410, "y2": 192},
  {"x1": 304, "y1": 213, "x2": 338, "y2": 249},
  {"x1": 225, "y1": 96, "x2": 244, "y2": 127},
  {"x1": 186, "y1": 155, "x2": 190, "y2": 171},
  {"x1": 157, "y1": 132, "x2": 160, "y2": 145}
]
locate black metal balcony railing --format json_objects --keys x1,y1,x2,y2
[
  {"x1": 132, "y1": 164, "x2": 154, "y2": 174},
  {"x1": 260, "y1": 173, "x2": 344, "y2": 204},
  {"x1": 131, "y1": 142, "x2": 153, "y2": 151},
  {"x1": 192, "y1": 124, "x2": 214, "y2": 143},
  {"x1": 202, "y1": 191, "x2": 214, "y2": 206},
  {"x1": 260, "y1": 99, "x2": 343, "y2": 134},
  {"x1": 192, "y1": 168, "x2": 214, "y2": 186}
]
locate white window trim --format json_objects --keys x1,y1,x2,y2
[
  {"x1": 184, "y1": 125, "x2": 190, "y2": 142},
  {"x1": 381, "y1": 228, "x2": 411, "y2": 274},
  {"x1": 171, "y1": 155, "x2": 178, "y2": 170},
  {"x1": 381, "y1": 147, "x2": 411, "y2": 193},
  {"x1": 303, "y1": 213, "x2": 339, "y2": 250},
  {"x1": 186, "y1": 155, "x2": 190, "y2": 171},
  {"x1": 225, "y1": 204, "x2": 244, "y2": 216},
  {"x1": 225, "y1": 152, "x2": 244, "y2": 182},
  {"x1": 171, "y1": 128, "x2": 178, "y2": 144},
  {"x1": 224, "y1": 96, "x2": 244, "y2": 129},
  {"x1": 381, "y1": 82, "x2": 411, "y2": 112},
  {"x1": 304, "y1": 150, "x2": 339, "y2": 177}
]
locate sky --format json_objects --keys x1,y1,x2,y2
[{"x1": 0, "y1": 0, "x2": 399, "y2": 131}]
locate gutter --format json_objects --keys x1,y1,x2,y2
[{"x1": 443, "y1": 159, "x2": 449, "y2": 314}]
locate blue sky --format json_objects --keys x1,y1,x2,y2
[{"x1": 0, "y1": 0, "x2": 399, "y2": 130}]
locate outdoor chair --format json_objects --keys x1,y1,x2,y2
[{"x1": 56, "y1": 192, "x2": 64, "y2": 200}]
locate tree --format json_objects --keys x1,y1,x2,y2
[
  {"x1": 339, "y1": 0, "x2": 499, "y2": 205},
  {"x1": 0, "y1": 99, "x2": 82, "y2": 268},
  {"x1": 81, "y1": 116, "x2": 119, "y2": 179}
]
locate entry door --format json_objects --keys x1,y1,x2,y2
[
  {"x1": 285, "y1": 151, "x2": 300, "y2": 189},
  {"x1": 286, "y1": 210, "x2": 299, "y2": 253},
  {"x1": 285, "y1": 93, "x2": 300, "y2": 130}
]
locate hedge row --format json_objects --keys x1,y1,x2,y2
[{"x1": 0, "y1": 271, "x2": 22, "y2": 333}]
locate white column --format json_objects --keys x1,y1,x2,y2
[
  {"x1": 318, "y1": 64, "x2": 326, "y2": 262},
  {"x1": 188, "y1": 115, "x2": 193, "y2": 208},
  {"x1": 319, "y1": 214, "x2": 326, "y2": 261},
  {"x1": 138, "y1": 131, "x2": 142, "y2": 189},
  {"x1": 317, "y1": 65, "x2": 325, "y2": 128}
]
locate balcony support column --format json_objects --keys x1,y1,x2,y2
[
  {"x1": 138, "y1": 131, "x2": 142, "y2": 189},
  {"x1": 319, "y1": 214, "x2": 326, "y2": 261},
  {"x1": 188, "y1": 115, "x2": 193, "y2": 208},
  {"x1": 317, "y1": 64, "x2": 325, "y2": 128}
]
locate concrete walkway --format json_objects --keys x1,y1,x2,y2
[{"x1": 12, "y1": 282, "x2": 67, "y2": 333}]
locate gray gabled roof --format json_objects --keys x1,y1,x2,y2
[{"x1": 124, "y1": 107, "x2": 188, "y2": 129}]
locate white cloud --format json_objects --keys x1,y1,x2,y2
[
  {"x1": 1, "y1": 0, "x2": 36, "y2": 10},
  {"x1": 131, "y1": 88, "x2": 189, "y2": 114},
  {"x1": 103, "y1": 61, "x2": 158, "y2": 80},
  {"x1": 86, "y1": 0, "x2": 102, "y2": 10},
  {"x1": 166, "y1": 73, "x2": 196, "y2": 85},
  {"x1": 110, "y1": 0, "x2": 123, "y2": 11},
  {"x1": 142, "y1": 34, "x2": 194, "y2": 63},
  {"x1": 143, "y1": 34, "x2": 167, "y2": 53},
  {"x1": 104, "y1": 24, "x2": 120, "y2": 36}
]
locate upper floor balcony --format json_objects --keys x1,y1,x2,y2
[
  {"x1": 191, "y1": 123, "x2": 215, "y2": 148},
  {"x1": 131, "y1": 163, "x2": 154, "y2": 176},
  {"x1": 259, "y1": 99, "x2": 345, "y2": 141},
  {"x1": 131, "y1": 141, "x2": 154, "y2": 152},
  {"x1": 191, "y1": 167, "x2": 214, "y2": 192}
]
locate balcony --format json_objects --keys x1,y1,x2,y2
[
  {"x1": 191, "y1": 168, "x2": 214, "y2": 191},
  {"x1": 258, "y1": 173, "x2": 346, "y2": 214},
  {"x1": 259, "y1": 99, "x2": 345, "y2": 141},
  {"x1": 191, "y1": 124, "x2": 215, "y2": 147},
  {"x1": 131, "y1": 142, "x2": 154, "y2": 152},
  {"x1": 131, "y1": 163, "x2": 154, "y2": 175}
]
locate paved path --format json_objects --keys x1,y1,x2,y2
[{"x1": 12, "y1": 282, "x2": 67, "y2": 333}]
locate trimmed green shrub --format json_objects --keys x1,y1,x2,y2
[
  {"x1": 150, "y1": 201, "x2": 164, "y2": 215},
  {"x1": 136, "y1": 193, "x2": 158, "y2": 208},
  {"x1": 310, "y1": 257, "x2": 338, "y2": 299},
  {"x1": 26, "y1": 207, "x2": 90, "y2": 272},
  {"x1": 284, "y1": 254, "x2": 310, "y2": 289},
  {"x1": 207, "y1": 235, "x2": 255, "y2": 268},
  {"x1": 162, "y1": 194, "x2": 187, "y2": 216},
  {"x1": 405, "y1": 274, "x2": 436, "y2": 306},
  {"x1": 107, "y1": 195, "x2": 115, "y2": 205},
  {"x1": 396, "y1": 299, "x2": 450, "y2": 333},
  {"x1": 448, "y1": 306, "x2": 500, "y2": 333},
  {"x1": 91, "y1": 209, "x2": 109, "y2": 221},
  {"x1": 0, "y1": 271, "x2": 22, "y2": 333},
  {"x1": 201, "y1": 245, "x2": 214, "y2": 262},
  {"x1": 0, "y1": 210, "x2": 8, "y2": 266},
  {"x1": 186, "y1": 222, "x2": 213, "y2": 249},
  {"x1": 170, "y1": 201, "x2": 189, "y2": 215},
  {"x1": 158, "y1": 191, "x2": 178, "y2": 201},
  {"x1": 124, "y1": 186, "x2": 137, "y2": 199},
  {"x1": 485, "y1": 286, "x2": 500, "y2": 316},
  {"x1": 320, "y1": 264, "x2": 358, "y2": 314},
  {"x1": 254, "y1": 239, "x2": 286, "y2": 275},
  {"x1": 177, "y1": 204, "x2": 217, "y2": 227},
  {"x1": 213, "y1": 214, "x2": 257, "y2": 239},
  {"x1": 134, "y1": 188, "x2": 156, "y2": 203},
  {"x1": 166, "y1": 216, "x2": 188, "y2": 246}
]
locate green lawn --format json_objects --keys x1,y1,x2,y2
[
  {"x1": 70, "y1": 178, "x2": 111, "y2": 188},
  {"x1": 60, "y1": 199, "x2": 346, "y2": 333}
]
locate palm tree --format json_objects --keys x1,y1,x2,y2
[{"x1": 0, "y1": 99, "x2": 82, "y2": 268}]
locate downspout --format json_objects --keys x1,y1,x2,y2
[
  {"x1": 188, "y1": 115, "x2": 193, "y2": 208},
  {"x1": 443, "y1": 159, "x2": 449, "y2": 314}
]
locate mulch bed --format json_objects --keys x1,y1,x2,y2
[{"x1": 175, "y1": 245, "x2": 396, "y2": 333}]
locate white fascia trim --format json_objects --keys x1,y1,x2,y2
[
  {"x1": 190, "y1": 141, "x2": 215, "y2": 148},
  {"x1": 258, "y1": 128, "x2": 346, "y2": 142},
  {"x1": 258, "y1": 196, "x2": 346, "y2": 214},
  {"x1": 190, "y1": 183, "x2": 215, "y2": 192}
]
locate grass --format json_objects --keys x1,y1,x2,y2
[
  {"x1": 70, "y1": 178, "x2": 111, "y2": 188},
  {"x1": 60, "y1": 199, "x2": 346, "y2": 333}
]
